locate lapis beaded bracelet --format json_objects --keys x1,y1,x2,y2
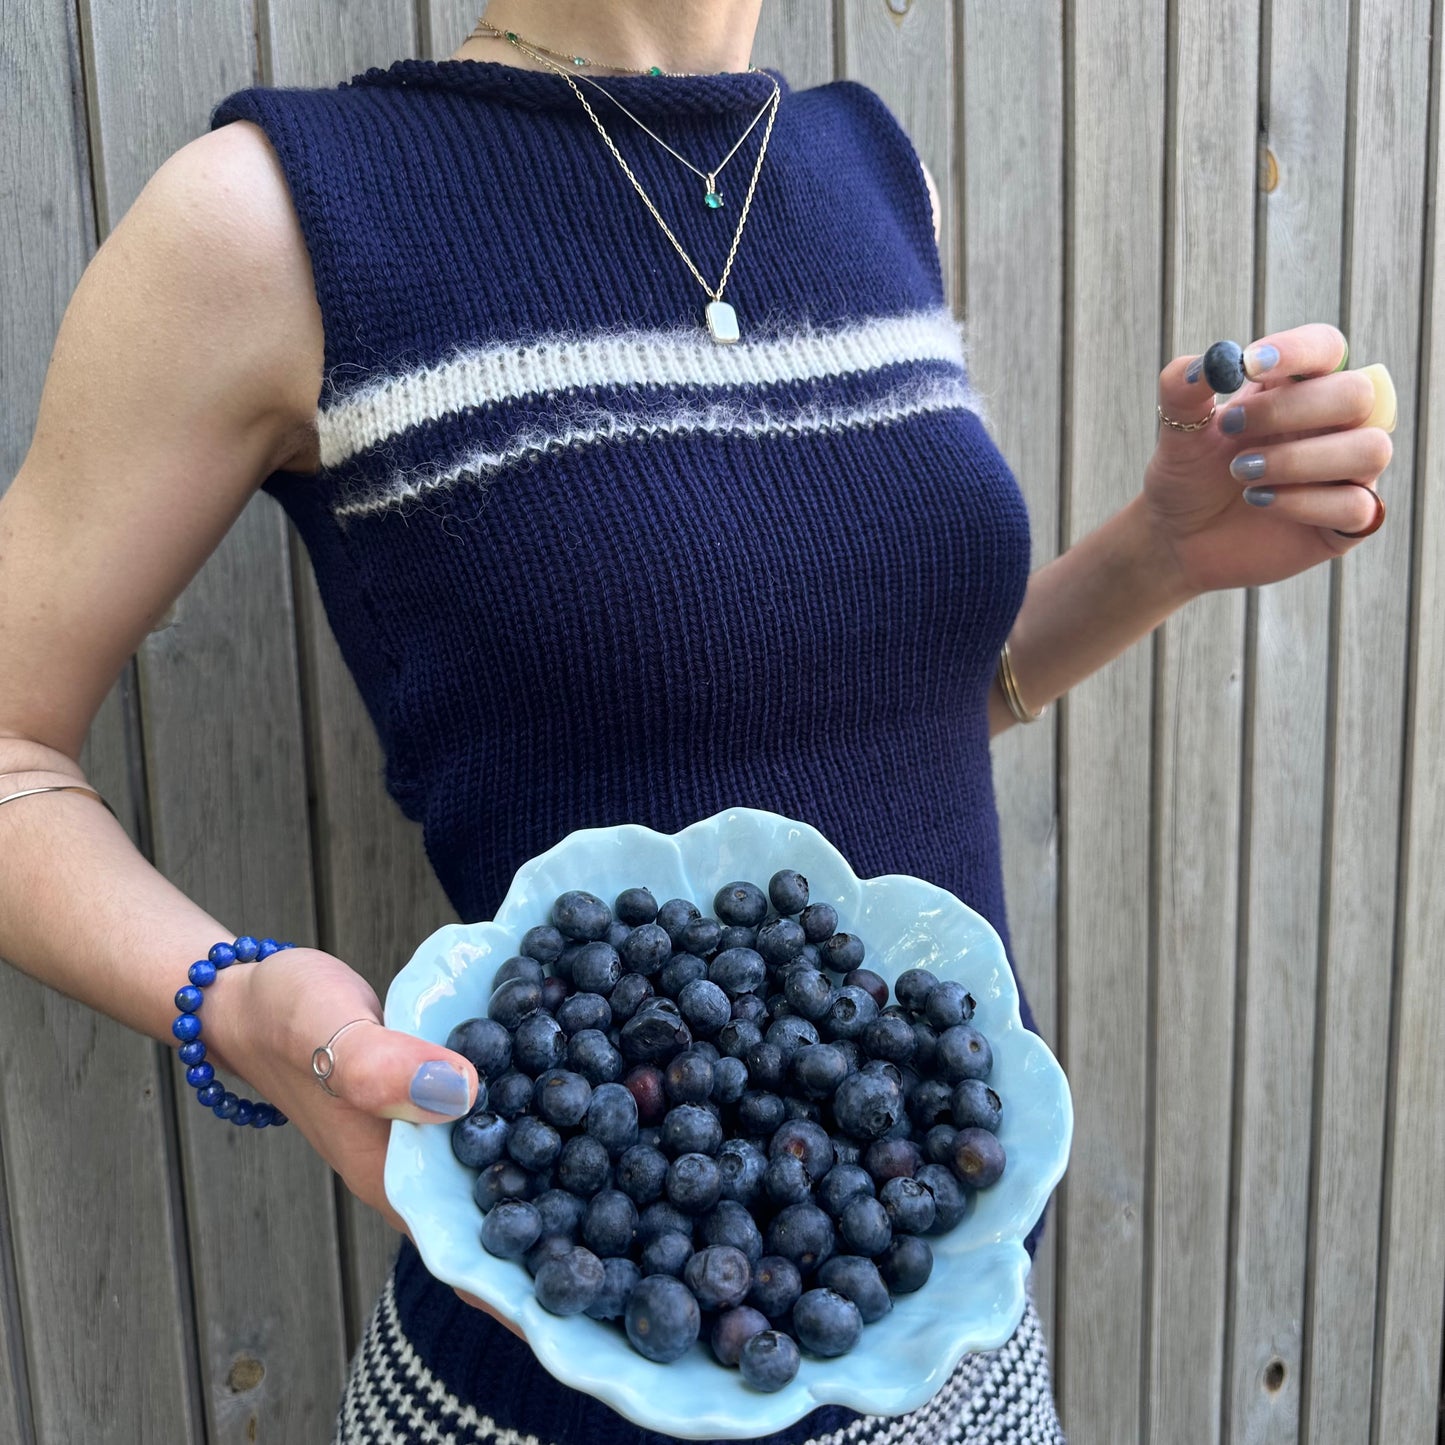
[{"x1": 172, "y1": 936, "x2": 295, "y2": 1128}]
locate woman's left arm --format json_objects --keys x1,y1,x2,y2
[{"x1": 989, "y1": 322, "x2": 1396, "y2": 737}]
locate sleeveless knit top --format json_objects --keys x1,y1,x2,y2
[{"x1": 209, "y1": 57, "x2": 1041, "y2": 1439}]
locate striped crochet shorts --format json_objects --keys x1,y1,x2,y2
[{"x1": 332, "y1": 1244, "x2": 1067, "y2": 1445}]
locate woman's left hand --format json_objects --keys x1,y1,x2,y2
[{"x1": 1141, "y1": 323, "x2": 1395, "y2": 596}]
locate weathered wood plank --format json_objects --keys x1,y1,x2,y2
[
  {"x1": 0, "y1": 1119, "x2": 35, "y2": 1445},
  {"x1": 1304, "y1": 0, "x2": 1432, "y2": 1438},
  {"x1": 1055, "y1": 1, "x2": 1165, "y2": 1437},
  {"x1": 0, "y1": 0, "x2": 201, "y2": 1439},
  {"x1": 1147, "y1": 2, "x2": 1258, "y2": 1439},
  {"x1": 964, "y1": 0, "x2": 1064, "y2": 1352},
  {"x1": 839, "y1": 0, "x2": 956, "y2": 309},
  {"x1": 753, "y1": 1, "x2": 835, "y2": 92},
  {"x1": 1225, "y1": 3, "x2": 1349, "y2": 1439}
]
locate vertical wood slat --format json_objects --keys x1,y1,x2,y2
[
  {"x1": 0, "y1": 1114, "x2": 35, "y2": 1445},
  {"x1": 964, "y1": 0, "x2": 1065, "y2": 1353},
  {"x1": 0, "y1": 0, "x2": 202, "y2": 1438},
  {"x1": 752, "y1": 0, "x2": 835, "y2": 93},
  {"x1": 1226, "y1": 0, "x2": 1349, "y2": 1437},
  {"x1": 1055, "y1": 0, "x2": 1164, "y2": 1436},
  {"x1": 1148, "y1": 1, "x2": 1257, "y2": 1439}
]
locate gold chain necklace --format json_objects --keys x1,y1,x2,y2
[{"x1": 496, "y1": 32, "x2": 781, "y2": 343}]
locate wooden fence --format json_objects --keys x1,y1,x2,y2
[{"x1": 2, "y1": 2, "x2": 1442, "y2": 1441}]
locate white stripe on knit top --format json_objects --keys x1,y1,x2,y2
[{"x1": 316, "y1": 304, "x2": 985, "y2": 472}]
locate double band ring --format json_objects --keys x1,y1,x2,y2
[
  {"x1": 1158, "y1": 401, "x2": 1217, "y2": 432},
  {"x1": 1332, "y1": 482, "x2": 1386, "y2": 539},
  {"x1": 311, "y1": 1017, "x2": 381, "y2": 1097}
]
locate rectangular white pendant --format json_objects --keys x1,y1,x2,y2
[{"x1": 706, "y1": 300, "x2": 740, "y2": 344}]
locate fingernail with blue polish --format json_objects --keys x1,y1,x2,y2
[
  {"x1": 1244, "y1": 343, "x2": 1280, "y2": 377},
  {"x1": 410, "y1": 1061, "x2": 471, "y2": 1117},
  {"x1": 1242, "y1": 486, "x2": 1275, "y2": 506},
  {"x1": 1222, "y1": 405, "x2": 1247, "y2": 434},
  {"x1": 1230, "y1": 452, "x2": 1267, "y2": 482},
  {"x1": 1185, "y1": 356, "x2": 1204, "y2": 384}
]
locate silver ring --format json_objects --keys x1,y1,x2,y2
[
  {"x1": 311, "y1": 1018, "x2": 380, "y2": 1098},
  {"x1": 1158, "y1": 401, "x2": 1217, "y2": 432}
]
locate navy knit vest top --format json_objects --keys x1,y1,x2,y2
[{"x1": 210, "y1": 56, "x2": 1039, "y2": 1442}]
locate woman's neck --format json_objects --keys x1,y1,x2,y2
[{"x1": 453, "y1": 0, "x2": 764, "y2": 76}]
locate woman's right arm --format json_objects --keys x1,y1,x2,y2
[{"x1": 0, "y1": 120, "x2": 481, "y2": 1238}]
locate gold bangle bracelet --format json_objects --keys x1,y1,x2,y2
[{"x1": 998, "y1": 641, "x2": 1046, "y2": 724}]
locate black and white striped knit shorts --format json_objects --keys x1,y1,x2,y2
[{"x1": 331, "y1": 1270, "x2": 1067, "y2": 1445}]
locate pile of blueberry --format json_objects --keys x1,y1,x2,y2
[{"x1": 445, "y1": 870, "x2": 1006, "y2": 1392}]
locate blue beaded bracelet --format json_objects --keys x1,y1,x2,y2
[{"x1": 172, "y1": 936, "x2": 296, "y2": 1129}]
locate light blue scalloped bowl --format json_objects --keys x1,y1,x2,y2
[{"x1": 384, "y1": 806, "x2": 1071, "y2": 1439}]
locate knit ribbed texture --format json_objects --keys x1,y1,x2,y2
[{"x1": 209, "y1": 56, "x2": 1046, "y2": 1442}]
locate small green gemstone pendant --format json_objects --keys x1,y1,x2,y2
[
  {"x1": 649, "y1": 65, "x2": 663, "y2": 75},
  {"x1": 705, "y1": 190, "x2": 725, "y2": 210}
]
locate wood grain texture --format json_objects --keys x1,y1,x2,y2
[
  {"x1": 1054, "y1": 1, "x2": 1165, "y2": 1437},
  {"x1": 0, "y1": 0, "x2": 201, "y2": 1439},
  {"x1": 964, "y1": 0, "x2": 1064, "y2": 1351},
  {"x1": 1226, "y1": 3, "x2": 1349, "y2": 1439},
  {"x1": 0, "y1": 1118, "x2": 34, "y2": 1445},
  {"x1": 1305, "y1": 0, "x2": 1432, "y2": 1439},
  {"x1": 752, "y1": 1, "x2": 835, "y2": 92}
]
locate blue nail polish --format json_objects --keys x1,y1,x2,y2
[
  {"x1": 1222, "y1": 405, "x2": 1247, "y2": 434},
  {"x1": 1230, "y1": 452, "x2": 1267, "y2": 482},
  {"x1": 1245, "y1": 343, "x2": 1280, "y2": 376},
  {"x1": 1243, "y1": 486, "x2": 1275, "y2": 507},
  {"x1": 410, "y1": 1061, "x2": 471, "y2": 1117},
  {"x1": 1185, "y1": 356, "x2": 1204, "y2": 384}
]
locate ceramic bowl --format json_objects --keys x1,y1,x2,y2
[{"x1": 384, "y1": 805, "x2": 1071, "y2": 1439}]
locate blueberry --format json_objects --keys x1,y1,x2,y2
[
  {"x1": 793, "y1": 1288, "x2": 863, "y2": 1358},
  {"x1": 487, "y1": 1070, "x2": 534, "y2": 1120},
  {"x1": 540, "y1": 975, "x2": 570, "y2": 1014},
  {"x1": 607, "y1": 972, "x2": 654, "y2": 1024},
  {"x1": 583, "y1": 1189, "x2": 639, "y2": 1257},
  {"x1": 700, "y1": 1199, "x2": 764, "y2": 1263},
  {"x1": 637, "y1": 1200, "x2": 694, "y2": 1245},
  {"x1": 480, "y1": 1199, "x2": 543, "y2": 1260},
  {"x1": 619, "y1": 1005, "x2": 692, "y2": 1065},
  {"x1": 782, "y1": 1096, "x2": 824, "y2": 1125},
  {"x1": 445, "y1": 1017, "x2": 513, "y2": 1081},
  {"x1": 677, "y1": 979, "x2": 732, "y2": 1038},
  {"x1": 765, "y1": 1202, "x2": 836, "y2": 1274},
  {"x1": 507, "y1": 1115, "x2": 562, "y2": 1173},
  {"x1": 951, "y1": 1080, "x2": 1002, "y2": 1132},
  {"x1": 585, "y1": 1255, "x2": 642, "y2": 1320},
  {"x1": 659, "y1": 953, "x2": 709, "y2": 1001},
  {"x1": 951, "y1": 1127, "x2": 1007, "y2": 1188},
  {"x1": 525, "y1": 1232, "x2": 575, "y2": 1278},
  {"x1": 534, "y1": 1245, "x2": 606, "y2": 1315},
  {"x1": 552, "y1": 890, "x2": 612, "y2": 942},
  {"x1": 906, "y1": 1077, "x2": 954, "y2": 1131},
  {"x1": 818, "y1": 1256, "x2": 891, "y2": 1324},
  {"x1": 641, "y1": 1229, "x2": 694, "y2": 1278},
  {"x1": 709, "y1": 946, "x2": 768, "y2": 998},
  {"x1": 832, "y1": 1071, "x2": 904, "y2": 1141},
  {"x1": 711, "y1": 1305, "x2": 771, "y2": 1367},
  {"x1": 770, "y1": 1119, "x2": 834, "y2": 1180},
  {"x1": 512, "y1": 1012, "x2": 567, "y2": 1074},
  {"x1": 936, "y1": 1024, "x2": 993, "y2": 1083},
  {"x1": 739, "y1": 1329, "x2": 801, "y2": 1391},
  {"x1": 554, "y1": 940, "x2": 585, "y2": 983},
  {"x1": 821, "y1": 985, "x2": 878, "y2": 1042},
  {"x1": 766, "y1": 1014, "x2": 821, "y2": 1058},
  {"x1": 717, "y1": 1137, "x2": 769, "y2": 1205},
  {"x1": 1203, "y1": 338, "x2": 1248, "y2": 394},
  {"x1": 450, "y1": 1110, "x2": 509, "y2": 1170},
  {"x1": 880, "y1": 1176, "x2": 936, "y2": 1235},
  {"x1": 862, "y1": 1014, "x2": 916, "y2": 1065},
  {"x1": 817, "y1": 933, "x2": 865, "y2": 973},
  {"x1": 488, "y1": 977, "x2": 542, "y2": 1031},
  {"x1": 615, "y1": 1143, "x2": 670, "y2": 1205},
  {"x1": 664, "y1": 1050, "x2": 716, "y2": 1105},
  {"x1": 474, "y1": 1159, "x2": 536, "y2": 1211},
  {"x1": 685, "y1": 1244, "x2": 753, "y2": 1309},
  {"x1": 625, "y1": 1274, "x2": 702, "y2": 1363},
  {"x1": 661, "y1": 1103, "x2": 724, "y2": 1158},
  {"x1": 924, "y1": 981, "x2": 975, "y2": 1031},
  {"x1": 493, "y1": 955, "x2": 545, "y2": 990},
  {"x1": 533, "y1": 1188, "x2": 588, "y2": 1240},
  {"x1": 767, "y1": 868, "x2": 810, "y2": 916},
  {"x1": 622, "y1": 1064, "x2": 668, "y2": 1125},
  {"x1": 816, "y1": 1163, "x2": 875, "y2": 1219},
  {"x1": 533, "y1": 1069, "x2": 592, "y2": 1127},
  {"x1": 713, "y1": 881, "x2": 769, "y2": 928},
  {"x1": 829, "y1": 1136, "x2": 862, "y2": 1168},
  {"x1": 842, "y1": 968, "x2": 889, "y2": 1010},
  {"x1": 924, "y1": 1123, "x2": 960, "y2": 1165},
  {"x1": 711, "y1": 1055, "x2": 749, "y2": 1105},
  {"x1": 911, "y1": 1020, "x2": 940, "y2": 1072},
  {"x1": 718, "y1": 924, "x2": 759, "y2": 951},
  {"x1": 520, "y1": 924, "x2": 566, "y2": 967},
  {"x1": 782, "y1": 966, "x2": 837, "y2": 1023},
  {"x1": 561, "y1": 940, "x2": 616, "y2": 996},
  {"x1": 718, "y1": 1018, "x2": 764, "y2": 1060},
  {"x1": 656, "y1": 898, "x2": 702, "y2": 945},
  {"x1": 614, "y1": 886, "x2": 659, "y2": 926},
  {"x1": 556, "y1": 991, "x2": 611, "y2": 1036},
  {"x1": 738, "y1": 1090, "x2": 786, "y2": 1137},
  {"x1": 916, "y1": 1163, "x2": 971, "y2": 1234},
  {"x1": 765, "y1": 1152, "x2": 813, "y2": 1206},
  {"x1": 604, "y1": 920, "x2": 632, "y2": 951},
  {"x1": 678, "y1": 916, "x2": 723, "y2": 959},
  {"x1": 586, "y1": 1082, "x2": 640, "y2": 1155},
  {"x1": 789, "y1": 1042, "x2": 850, "y2": 1100},
  {"x1": 747, "y1": 1254, "x2": 803, "y2": 1319},
  {"x1": 839, "y1": 1195, "x2": 892, "y2": 1256},
  {"x1": 567, "y1": 1028, "x2": 625, "y2": 1085},
  {"x1": 746, "y1": 1040, "x2": 786, "y2": 1091},
  {"x1": 618, "y1": 922, "x2": 672, "y2": 976},
  {"x1": 553, "y1": 1135, "x2": 609, "y2": 1198},
  {"x1": 878, "y1": 1234, "x2": 933, "y2": 1293},
  {"x1": 755, "y1": 917, "x2": 806, "y2": 968},
  {"x1": 863, "y1": 1137, "x2": 922, "y2": 1186},
  {"x1": 666, "y1": 1152, "x2": 723, "y2": 1214},
  {"x1": 894, "y1": 967, "x2": 938, "y2": 1013},
  {"x1": 860, "y1": 1057, "x2": 903, "y2": 1085}
]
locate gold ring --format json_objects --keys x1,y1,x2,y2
[
  {"x1": 1158, "y1": 401, "x2": 1216, "y2": 432},
  {"x1": 311, "y1": 1017, "x2": 381, "y2": 1098}
]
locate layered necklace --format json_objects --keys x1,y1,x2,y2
[{"x1": 467, "y1": 16, "x2": 782, "y2": 344}]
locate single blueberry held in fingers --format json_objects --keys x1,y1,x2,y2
[
  {"x1": 553, "y1": 889, "x2": 612, "y2": 942},
  {"x1": 533, "y1": 1245, "x2": 606, "y2": 1315},
  {"x1": 614, "y1": 886, "x2": 659, "y2": 926},
  {"x1": 625, "y1": 1275, "x2": 702, "y2": 1363},
  {"x1": 711, "y1": 1305, "x2": 771, "y2": 1367},
  {"x1": 1202, "y1": 339, "x2": 1247, "y2": 394},
  {"x1": 792, "y1": 1288, "x2": 864, "y2": 1357},
  {"x1": 739, "y1": 1329, "x2": 802, "y2": 1391},
  {"x1": 714, "y1": 880, "x2": 769, "y2": 928}
]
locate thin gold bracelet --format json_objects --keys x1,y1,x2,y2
[
  {"x1": 0, "y1": 783, "x2": 118, "y2": 818},
  {"x1": 998, "y1": 641, "x2": 1046, "y2": 724}
]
